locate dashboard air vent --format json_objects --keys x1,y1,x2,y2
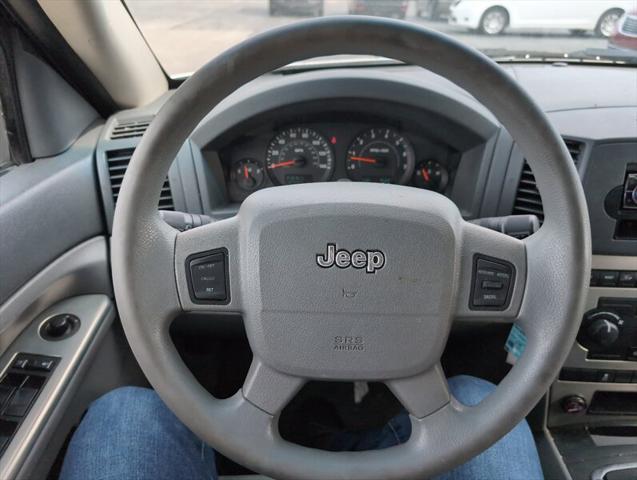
[
  {"x1": 106, "y1": 148, "x2": 174, "y2": 210},
  {"x1": 564, "y1": 139, "x2": 584, "y2": 167},
  {"x1": 512, "y1": 138, "x2": 584, "y2": 221},
  {"x1": 110, "y1": 118, "x2": 152, "y2": 140}
]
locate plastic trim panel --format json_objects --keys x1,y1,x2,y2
[{"x1": 0, "y1": 236, "x2": 111, "y2": 343}]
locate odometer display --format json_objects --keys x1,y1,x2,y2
[
  {"x1": 266, "y1": 127, "x2": 334, "y2": 185},
  {"x1": 346, "y1": 128, "x2": 415, "y2": 184}
]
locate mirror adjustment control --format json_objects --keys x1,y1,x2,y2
[
  {"x1": 470, "y1": 255, "x2": 515, "y2": 310},
  {"x1": 40, "y1": 314, "x2": 80, "y2": 341},
  {"x1": 187, "y1": 250, "x2": 229, "y2": 303}
]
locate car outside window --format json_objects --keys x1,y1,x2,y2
[{"x1": 125, "y1": 0, "x2": 637, "y2": 77}]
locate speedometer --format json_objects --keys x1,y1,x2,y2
[
  {"x1": 346, "y1": 127, "x2": 415, "y2": 184},
  {"x1": 266, "y1": 127, "x2": 334, "y2": 185}
]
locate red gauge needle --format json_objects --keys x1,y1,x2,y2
[
  {"x1": 243, "y1": 165, "x2": 249, "y2": 179},
  {"x1": 350, "y1": 156, "x2": 378, "y2": 164},
  {"x1": 268, "y1": 160, "x2": 296, "y2": 169},
  {"x1": 421, "y1": 167, "x2": 430, "y2": 182}
]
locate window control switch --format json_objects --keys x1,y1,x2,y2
[
  {"x1": 4, "y1": 386, "x2": 37, "y2": 417},
  {"x1": 0, "y1": 385, "x2": 14, "y2": 410}
]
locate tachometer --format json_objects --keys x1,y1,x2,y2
[
  {"x1": 346, "y1": 127, "x2": 415, "y2": 184},
  {"x1": 266, "y1": 127, "x2": 334, "y2": 185}
]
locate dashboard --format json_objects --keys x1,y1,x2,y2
[
  {"x1": 219, "y1": 116, "x2": 459, "y2": 203},
  {"x1": 97, "y1": 63, "x2": 637, "y2": 257}
]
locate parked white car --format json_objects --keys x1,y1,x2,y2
[{"x1": 449, "y1": 0, "x2": 635, "y2": 36}]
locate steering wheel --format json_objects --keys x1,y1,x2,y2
[{"x1": 112, "y1": 16, "x2": 590, "y2": 480}]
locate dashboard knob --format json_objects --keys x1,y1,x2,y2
[{"x1": 584, "y1": 310, "x2": 621, "y2": 347}]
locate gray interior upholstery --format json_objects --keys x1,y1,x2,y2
[{"x1": 111, "y1": 16, "x2": 590, "y2": 480}]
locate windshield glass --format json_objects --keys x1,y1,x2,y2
[{"x1": 125, "y1": 0, "x2": 637, "y2": 76}]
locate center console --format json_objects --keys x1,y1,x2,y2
[
  {"x1": 549, "y1": 260, "x2": 637, "y2": 480},
  {"x1": 538, "y1": 138, "x2": 637, "y2": 480}
]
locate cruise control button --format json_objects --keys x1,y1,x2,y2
[
  {"x1": 188, "y1": 253, "x2": 227, "y2": 302},
  {"x1": 481, "y1": 280, "x2": 503, "y2": 290},
  {"x1": 471, "y1": 256, "x2": 514, "y2": 310},
  {"x1": 473, "y1": 291, "x2": 507, "y2": 306}
]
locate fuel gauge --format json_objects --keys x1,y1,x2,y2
[
  {"x1": 413, "y1": 160, "x2": 448, "y2": 192},
  {"x1": 231, "y1": 158, "x2": 265, "y2": 191}
]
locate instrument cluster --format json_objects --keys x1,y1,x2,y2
[{"x1": 224, "y1": 123, "x2": 456, "y2": 203}]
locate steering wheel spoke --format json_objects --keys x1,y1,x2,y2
[
  {"x1": 454, "y1": 220, "x2": 527, "y2": 323},
  {"x1": 174, "y1": 216, "x2": 242, "y2": 314},
  {"x1": 242, "y1": 359, "x2": 304, "y2": 415},
  {"x1": 387, "y1": 364, "x2": 450, "y2": 419}
]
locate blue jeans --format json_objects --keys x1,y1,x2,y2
[{"x1": 60, "y1": 375, "x2": 543, "y2": 480}]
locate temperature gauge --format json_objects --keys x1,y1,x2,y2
[
  {"x1": 413, "y1": 160, "x2": 448, "y2": 192},
  {"x1": 231, "y1": 158, "x2": 265, "y2": 192}
]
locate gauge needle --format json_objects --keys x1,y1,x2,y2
[
  {"x1": 421, "y1": 167, "x2": 430, "y2": 182},
  {"x1": 268, "y1": 160, "x2": 296, "y2": 169},
  {"x1": 243, "y1": 165, "x2": 249, "y2": 179},
  {"x1": 350, "y1": 156, "x2": 378, "y2": 164}
]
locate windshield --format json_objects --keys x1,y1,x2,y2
[{"x1": 125, "y1": 0, "x2": 637, "y2": 76}]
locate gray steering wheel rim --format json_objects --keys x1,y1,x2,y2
[{"x1": 111, "y1": 16, "x2": 590, "y2": 480}]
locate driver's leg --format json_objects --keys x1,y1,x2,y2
[
  {"x1": 60, "y1": 386, "x2": 217, "y2": 480},
  {"x1": 61, "y1": 377, "x2": 542, "y2": 480},
  {"x1": 329, "y1": 375, "x2": 543, "y2": 480},
  {"x1": 433, "y1": 375, "x2": 544, "y2": 480}
]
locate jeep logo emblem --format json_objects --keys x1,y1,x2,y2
[{"x1": 316, "y1": 244, "x2": 385, "y2": 274}]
